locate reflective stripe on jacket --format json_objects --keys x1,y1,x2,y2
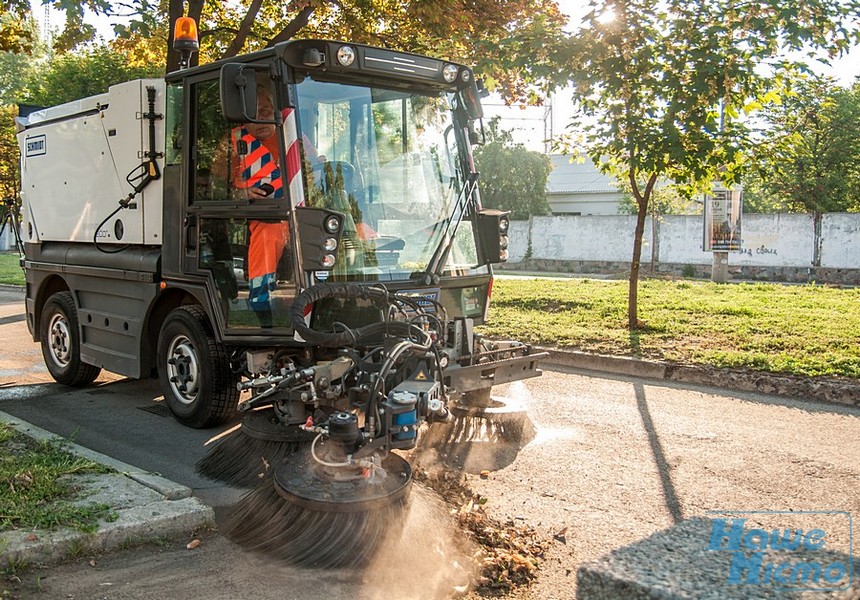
[{"x1": 231, "y1": 127, "x2": 284, "y2": 198}]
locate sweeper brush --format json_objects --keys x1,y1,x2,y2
[
  {"x1": 196, "y1": 409, "x2": 315, "y2": 487},
  {"x1": 208, "y1": 283, "x2": 545, "y2": 566},
  {"x1": 225, "y1": 449, "x2": 411, "y2": 567},
  {"x1": 421, "y1": 388, "x2": 536, "y2": 473}
]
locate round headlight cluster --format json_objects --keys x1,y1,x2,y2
[
  {"x1": 442, "y1": 64, "x2": 459, "y2": 83},
  {"x1": 337, "y1": 46, "x2": 356, "y2": 66},
  {"x1": 321, "y1": 254, "x2": 337, "y2": 269},
  {"x1": 324, "y1": 215, "x2": 341, "y2": 234}
]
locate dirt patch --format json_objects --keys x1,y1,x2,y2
[{"x1": 413, "y1": 465, "x2": 548, "y2": 597}]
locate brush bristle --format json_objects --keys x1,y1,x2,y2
[
  {"x1": 196, "y1": 432, "x2": 307, "y2": 487},
  {"x1": 225, "y1": 479, "x2": 407, "y2": 568}
]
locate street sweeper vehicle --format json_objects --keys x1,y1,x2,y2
[{"x1": 16, "y1": 18, "x2": 545, "y2": 565}]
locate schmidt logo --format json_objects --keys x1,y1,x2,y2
[{"x1": 25, "y1": 134, "x2": 46, "y2": 157}]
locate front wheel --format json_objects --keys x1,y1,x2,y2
[
  {"x1": 157, "y1": 305, "x2": 238, "y2": 428},
  {"x1": 40, "y1": 291, "x2": 101, "y2": 386}
]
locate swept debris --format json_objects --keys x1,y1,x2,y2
[{"x1": 413, "y1": 466, "x2": 548, "y2": 596}]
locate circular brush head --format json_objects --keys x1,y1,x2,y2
[
  {"x1": 196, "y1": 409, "x2": 315, "y2": 487},
  {"x1": 225, "y1": 451, "x2": 412, "y2": 567}
]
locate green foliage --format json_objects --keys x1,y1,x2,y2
[
  {"x1": 26, "y1": 0, "x2": 567, "y2": 98},
  {"x1": 479, "y1": 278, "x2": 860, "y2": 379},
  {"x1": 739, "y1": 175, "x2": 790, "y2": 213},
  {"x1": 23, "y1": 44, "x2": 162, "y2": 107},
  {"x1": 0, "y1": 105, "x2": 20, "y2": 203},
  {"x1": 617, "y1": 181, "x2": 701, "y2": 216},
  {"x1": 474, "y1": 119, "x2": 552, "y2": 220},
  {"x1": 542, "y1": 0, "x2": 860, "y2": 328},
  {"x1": 0, "y1": 50, "x2": 39, "y2": 104},
  {"x1": 0, "y1": 424, "x2": 114, "y2": 533},
  {"x1": 749, "y1": 77, "x2": 860, "y2": 215},
  {"x1": 0, "y1": 1, "x2": 35, "y2": 54}
]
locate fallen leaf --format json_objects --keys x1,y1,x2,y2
[
  {"x1": 186, "y1": 539, "x2": 201, "y2": 550},
  {"x1": 26, "y1": 533, "x2": 37, "y2": 542}
]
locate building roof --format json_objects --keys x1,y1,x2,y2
[{"x1": 546, "y1": 154, "x2": 620, "y2": 195}]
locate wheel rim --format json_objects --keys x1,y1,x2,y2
[
  {"x1": 165, "y1": 334, "x2": 200, "y2": 404},
  {"x1": 47, "y1": 313, "x2": 72, "y2": 368}
]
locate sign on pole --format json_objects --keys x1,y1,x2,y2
[{"x1": 703, "y1": 184, "x2": 743, "y2": 252}]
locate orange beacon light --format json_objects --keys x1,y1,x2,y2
[{"x1": 173, "y1": 16, "x2": 199, "y2": 69}]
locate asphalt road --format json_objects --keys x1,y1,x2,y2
[{"x1": 1, "y1": 286, "x2": 859, "y2": 599}]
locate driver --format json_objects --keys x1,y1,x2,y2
[{"x1": 230, "y1": 87, "x2": 288, "y2": 326}]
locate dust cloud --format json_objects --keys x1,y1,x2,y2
[{"x1": 361, "y1": 484, "x2": 476, "y2": 600}]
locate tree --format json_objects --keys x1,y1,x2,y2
[
  {"x1": 0, "y1": 0, "x2": 34, "y2": 54},
  {"x1": 0, "y1": 104, "x2": 19, "y2": 202},
  {"x1": 751, "y1": 76, "x2": 860, "y2": 213},
  {"x1": 550, "y1": 0, "x2": 859, "y2": 329},
  {"x1": 474, "y1": 119, "x2": 552, "y2": 220},
  {"x1": 23, "y1": 44, "x2": 162, "y2": 107},
  {"x1": 34, "y1": 0, "x2": 566, "y2": 97}
]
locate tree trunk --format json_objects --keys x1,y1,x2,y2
[
  {"x1": 222, "y1": 0, "x2": 264, "y2": 59},
  {"x1": 627, "y1": 172, "x2": 658, "y2": 330},
  {"x1": 266, "y1": 5, "x2": 316, "y2": 47},
  {"x1": 649, "y1": 209, "x2": 659, "y2": 274},
  {"x1": 629, "y1": 204, "x2": 648, "y2": 328},
  {"x1": 165, "y1": 0, "x2": 185, "y2": 74}
]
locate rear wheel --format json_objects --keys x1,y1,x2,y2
[
  {"x1": 40, "y1": 291, "x2": 101, "y2": 386},
  {"x1": 157, "y1": 305, "x2": 238, "y2": 428}
]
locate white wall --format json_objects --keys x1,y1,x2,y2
[
  {"x1": 511, "y1": 212, "x2": 859, "y2": 269},
  {"x1": 821, "y1": 213, "x2": 860, "y2": 269},
  {"x1": 513, "y1": 215, "x2": 652, "y2": 262}
]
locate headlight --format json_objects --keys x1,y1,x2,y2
[
  {"x1": 324, "y1": 215, "x2": 341, "y2": 234},
  {"x1": 442, "y1": 64, "x2": 459, "y2": 83},
  {"x1": 499, "y1": 235, "x2": 509, "y2": 249},
  {"x1": 499, "y1": 249, "x2": 509, "y2": 261},
  {"x1": 499, "y1": 218, "x2": 510, "y2": 234},
  {"x1": 460, "y1": 69, "x2": 471, "y2": 82},
  {"x1": 321, "y1": 254, "x2": 336, "y2": 268},
  {"x1": 336, "y1": 46, "x2": 355, "y2": 67},
  {"x1": 323, "y1": 237, "x2": 338, "y2": 252}
]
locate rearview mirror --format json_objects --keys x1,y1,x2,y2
[{"x1": 220, "y1": 64, "x2": 258, "y2": 123}]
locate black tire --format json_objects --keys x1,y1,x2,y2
[
  {"x1": 40, "y1": 291, "x2": 101, "y2": 386},
  {"x1": 157, "y1": 305, "x2": 238, "y2": 428}
]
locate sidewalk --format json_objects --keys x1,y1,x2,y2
[{"x1": 0, "y1": 411, "x2": 213, "y2": 568}]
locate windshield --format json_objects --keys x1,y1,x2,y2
[{"x1": 294, "y1": 78, "x2": 486, "y2": 281}]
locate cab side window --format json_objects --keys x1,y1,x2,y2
[{"x1": 191, "y1": 80, "x2": 232, "y2": 202}]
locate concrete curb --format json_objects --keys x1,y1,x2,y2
[
  {"x1": 537, "y1": 348, "x2": 860, "y2": 408},
  {"x1": 0, "y1": 411, "x2": 214, "y2": 568}
]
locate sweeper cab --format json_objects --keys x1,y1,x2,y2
[{"x1": 16, "y1": 18, "x2": 546, "y2": 566}]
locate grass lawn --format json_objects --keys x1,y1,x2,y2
[
  {"x1": 0, "y1": 423, "x2": 115, "y2": 534},
  {"x1": 481, "y1": 278, "x2": 860, "y2": 379},
  {"x1": 2, "y1": 252, "x2": 857, "y2": 378},
  {"x1": 0, "y1": 252, "x2": 23, "y2": 286}
]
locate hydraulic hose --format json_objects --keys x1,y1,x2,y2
[{"x1": 289, "y1": 283, "x2": 431, "y2": 348}]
